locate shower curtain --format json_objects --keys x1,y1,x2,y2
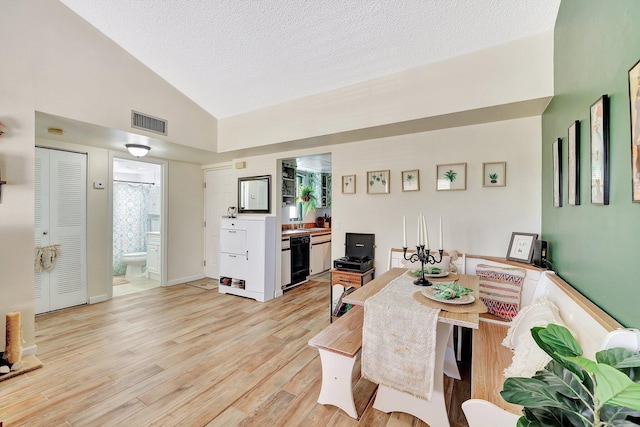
[{"x1": 113, "y1": 182, "x2": 150, "y2": 275}]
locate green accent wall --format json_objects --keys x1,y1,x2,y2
[{"x1": 542, "y1": 0, "x2": 640, "y2": 328}]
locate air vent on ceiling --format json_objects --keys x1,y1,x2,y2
[{"x1": 131, "y1": 110, "x2": 167, "y2": 136}]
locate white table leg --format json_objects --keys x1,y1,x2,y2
[
  {"x1": 444, "y1": 326, "x2": 461, "y2": 380},
  {"x1": 316, "y1": 348, "x2": 359, "y2": 419},
  {"x1": 372, "y1": 323, "x2": 452, "y2": 427}
]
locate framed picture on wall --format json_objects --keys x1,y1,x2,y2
[
  {"x1": 436, "y1": 163, "x2": 466, "y2": 191},
  {"x1": 366, "y1": 170, "x2": 390, "y2": 194},
  {"x1": 401, "y1": 169, "x2": 420, "y2": 191},
  {"x1": 482, "y1": 162, "x2": 506, "y2": 187},
  {"x1": 506, "y1": 232, "x2": 539, "y2": 263},
  {"x1": 628, "y1": 59, "x2": 640, "y2": 202},
  {"x1": 342, "y1": 174, "x2": 356, "y2": 194},
  {"x1": 590, "y1": 95, "x2": 610, "y2": 205},
  {"x1": 553, "y1": 138, "x2": 563, "y2": 207},
  {"x1": 568, "y1": 120, "x2": 580, "y2": 206}
]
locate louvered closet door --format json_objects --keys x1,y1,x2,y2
[{"x1": 35, "y1": 148, "x2": 87, "y2": 314}]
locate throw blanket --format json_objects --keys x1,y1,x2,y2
[{"x1": 362, "y1": 272, "x2": 441, "y2": 400}]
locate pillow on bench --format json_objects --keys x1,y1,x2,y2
[
  {"x1": 501, "y1": 297, "x2": 570, "y2": 378},
  {"x1": 476, "y1": 263, "x2": 527, "y2": 321}
]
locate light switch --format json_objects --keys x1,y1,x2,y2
[{"x1": 93, "y1": 181, "x2": 105, "y2": 189}]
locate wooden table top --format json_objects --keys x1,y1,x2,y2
[{"x1": 342, "y1": 268, "x2": 481, "y2": 329}]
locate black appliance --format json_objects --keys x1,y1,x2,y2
[
  {"x1": 290, "y1": 234, "x2": 310, "y2": 285},
  {"x1": 333, "y1": 233, "x2": 375, "y2": 272}
]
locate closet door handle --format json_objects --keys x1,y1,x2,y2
[{"x1": 42, "y1": 232, "x2": 48, "y2": 235}]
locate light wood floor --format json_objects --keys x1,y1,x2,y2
[{"x1": 0, "y1": 276, "x2": 471, "y2": 426}]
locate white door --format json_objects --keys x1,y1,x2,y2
[
  {"x1": 35, "y1": 148, "x2": 87, "y2": 314},
  {"x1": 205, "y1": 168, "x2": 235, "y2": 278}
]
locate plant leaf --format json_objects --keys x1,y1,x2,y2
[
  {"x1": 597, "y1": 348, "x2": 640, "y2": 369},
  {"x1": 532, "y1": 325, "x2": 585, "y2": 380},
  {"x1": 501, "y1": 377, "x2": 573, "y2": 410}
]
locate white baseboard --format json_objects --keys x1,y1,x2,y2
[
  {"x1": 89, "y1": 294, "x2": 110, "y2": 304},
  {"x1": 166, "y1": 274, "x2": 206, "y2": 287},
  {"x1": 22, "y1": 344, "x2": 38, "y2": 357}
]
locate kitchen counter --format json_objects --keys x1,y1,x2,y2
[{"x1": 282, "y1": 228, "x2": 331, "y2": 239}]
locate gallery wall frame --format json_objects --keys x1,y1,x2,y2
[
  {"x1": 568, "y1": 120, "x2": 580, "y2": 206},
  {"x1": 367, "y1": 170, "x2": 390, "y2": 194},
  {"x1": 482, "y1": 162, "x2": 506, "y2": 187},
  {"x1": 436, "y1": 163, "x2": 466, "y2": 191},
  {"x1": 590, "y1": 94, "x2": 610, "y2": 205},
  {"x1": 401, "y1": 169, "x2": 420, "y2": 192},
  {"x1": 553, "y1": 138, "x2": 562, "y2": 207},
  {"x1": 506, "y1": 232, "x2": 539, "y2": 264},
  {"x1": 342, "y1": 174, "x2": 356, "y2": 194},
  {"x1": 629, "y1": 59, "x2": 640, "y2": 202}
]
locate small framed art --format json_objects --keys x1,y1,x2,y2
[
  {"x1": 342, "y1": 175, "x2": 356, "y2": 194},
  {"x1": 401, "y1": 169, "x2": 420, "y2": 192},
  {"x1": 568, "y1": 120, "x2": 580, "y2": 206},
  {"x1": 628, "y1": 59, "x2": 640, "y2": 202},
  {"x1": 367, "y1": 170, "x2": 390, "y2": 194},
  {"x1": 506, "y1": 232, "x2": 539, "y2": 264},
  {"x1": 590, "y1": 95, "x2": 609, "y2": 205},
  {"x1": 482, "y1": 162, "x2": 506, "y2": 187},
  {"x1": 553, "y1": 138, "x2": 562, "y2": 207},
  {"x1": 436, "y1": 163, "x2": 466, "y2": 191}
]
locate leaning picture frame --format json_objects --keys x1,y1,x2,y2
[
  {"x1": 366, "y1": 170, "x2": 390, "y2": 194},
  {"x1": 436, "y1": 163, "x2": 466, "y2": 191},
  {"x1": 342, "y1": 174, "x2": 356, "y2": 194},
  {"x1": 590, "y1": 95, "x2": 609, "y2": 205},
  {"x1": 506, "y1": 232, "x2": 539, "y2": 264},
  {"x1": 568, "y1": 120, "x2": 580, "y2": 206},
  {"x1": 628, "y1": 59, "x2": 640, "y2": 202},
  {"x1": 401, "y1": 169, "x2": 420, "y2": 192},
  {"x1": 553, "y1": 138, "x2": 562, "y2": 207}
]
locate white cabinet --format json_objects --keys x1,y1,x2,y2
[
  {"x1": 146, "y1": 232, "x2": 161, "y2": 280},
  {"x1": 310, "y1": 233, "x2": 331, "y2": 276},
  {"x1": 219, "y1": 215, "x2": 276, "y2": 302}
]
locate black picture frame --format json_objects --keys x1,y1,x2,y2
[
  {"x1": 553, "y1": 138, "x2": 562, "y2": 207},
  {"x1": 506, "y1": 232, "x2": 539, "y2": 264},
  {"x1": 590, "y1": 94, "x2": 610, "y2": 205},
  {"x1": 628, "y1": 59, "x2": 640, "y2": 202},
  {"x1": 568, "y1": 121, "x2": 580, "y2": 206}
]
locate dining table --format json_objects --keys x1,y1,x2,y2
[{"x1": 342, "y1": 267, "x2": 484, "y2": 427}]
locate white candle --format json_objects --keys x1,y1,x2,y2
[
  {"x1": 422, "y1": 213, "x2": 429, "y2": 249},
  {"x1": 402, "y1": 215, "x2": 407, "y2": 247},
  {"x1": 439, "y1": 216, "x2": 443, "y2": 249},
  {"x1": 417, "y1": 214, "x2": 421, "y2": 246}
]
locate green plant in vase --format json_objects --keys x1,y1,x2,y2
[
  {"x1": 489, "y1": 173, "x2": 498, "y2": 184},
  {"x1": 297, "y1": 185, "x2": 318, "y2": 216},
  {"x1": 444, "y1": 170, "x2": 457, "y2": 182},
  {"x1": 501, "y1": 324, "x2": 640, "y2": 427}
]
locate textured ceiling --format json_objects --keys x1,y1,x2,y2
[{"x1": 58, "y1": 0, "x2": 560, "y2": 119}]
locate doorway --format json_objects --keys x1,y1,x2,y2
[{"x1": 112, "y1": 157, "x2": 164, "y2": 297}]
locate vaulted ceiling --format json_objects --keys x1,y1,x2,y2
[{"x1": 58, "y1": 1, "x2": 560, "y2": 119}]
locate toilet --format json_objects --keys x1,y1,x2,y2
[{"x1": 121, "y1": 252, "x2": 147, "y2": 277}]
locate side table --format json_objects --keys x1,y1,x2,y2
[{"x1": 330, "y1": 268, "x2": 375, "y2": 322}]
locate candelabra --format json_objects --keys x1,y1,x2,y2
[{"x1": 403, "y1": 246, "x2": 443, "y2": 286}]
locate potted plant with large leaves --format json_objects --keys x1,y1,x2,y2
[
  {"x1": 501, "y1": 324, "x2": 640, "y2": 426},
  {"x1": 297, "y1": 184, "x2": 318, "y2": 217}
]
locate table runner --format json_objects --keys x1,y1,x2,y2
[{"x1": 362, "y1": 272, "x2": 440, "y2": 400}]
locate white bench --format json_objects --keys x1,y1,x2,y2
[
  {"x1": 461, "y1": 257, "x2": 640, "y2": 427},
  {"x1": 308, "y1": 306, "x2": 365, "y2": 419}
]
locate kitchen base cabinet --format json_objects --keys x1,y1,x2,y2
[
  {"x1": 310, "y1": 233, "x2": 331, "y2": 276},
  {"x1": 219, "y1": 215, "x2": 276, "y2": 302}
]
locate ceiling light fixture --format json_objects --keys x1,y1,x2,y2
[{"x1": 125, "y1": 143, "x2": 151, "y2": 157}]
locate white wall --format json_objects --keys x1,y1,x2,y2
[
  {"x1": 222, "y1": 116, "x2": 541, "y2": 282},
  {"x1": 218, "y1": 32, "x2": 553, "y2": 152},
  {"x1": 1, "y1": 0, "x2": 216, "y2": 353}
]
